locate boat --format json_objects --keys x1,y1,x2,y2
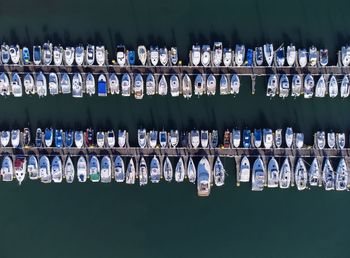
[
  {"x1": 263, "y1": 128, "x2": 273, "y2": 149},
  {"x1": 323, "y1": 158, "x2": 335, "y2": 191},
  {"x1": 206, "y1": 74, "x2": 216, "y2": 95},
  {"x1": 146, "y1": 73, "x2": 156, "y2": 95},
  {"x1": 279, "y1": 157, "x2": 291, "y2": 188},
  {"x1": 309, "y1": 46, "x2": 318, "y2": 66},
  {"x1": 9, "y1": 44, "x2": 20, "y2": 64},
  {"x1": 137, "y1": 45, "x2": 147, "y2": 65},
  {"x1": 150, "y1": 155, "x2": 161, "y2": 183},
  {"x1": 286, "y1": 44, "x2": 296, "y2": 66},
  {"x1": 327, "y1": 132, "x2": 336, "y2": 148},
  {"x1": 36, "y1": 71, "x2": 47, "y2": 97},
  {"x1": 246, "y1": 48, "x2": 254, "y2": 66},
  {"x1": 96, "y1": 131, "x2": 105, "y2": 148},
  {"x1": 336, "y1": 133, "x2": 346, "y2": 149},
  {"x1": 328, "y1": 75, "x2": 338, "y2": 98},
  {"x1": 24, "y1": 73, "x2": 35, "y2": 94},
  {"x1": 118, "y1": 130, "x2": 126, "y2": 148},
  {"x1": 180, "y1": 132, "x2": 189, "y2": 147},
  {"x1": 230, "y1": 74, "x2": 240, "y2": 95},
  {"x1": 194, "y1": 74, "x2": 205, "y2": 96},
  {"x1": 315, "y1": 131, "x2": 325, "y2": 149},
  {"x1": 196, "y1": 157, "x2": 212, "y2": 196},
  {"x1": 187, "y1": 157, "x2": 196, "y2": 183},
  {"x1": 159, "y1": 47, "x2": 168, "y2": 66},
  {"x1": 54, "y1": 129, "x2": 63, "y2": 148},
  {"x1": 159, "y1": 130, "x2": 167, "y2": 148},
  {"x1": 275, "y1": 129, "x2": 282, "y2": 148},
  {"x1": 139, "y1": 157, "x2": 148, "y2": 186},
  {"x1": 51, "y1": 156, "x2": 62, "y2": 183},
  {"x1": 336, "y1": 158, "x2": 348, "y2": 191},
  {"x1": 232, "y1": 129, "x2": 241, "y2": 148},
  {"x1": 149, "y1": 46, "x2": 159, "y2": 66},
  {"x1": 125, "y1": 158, "x2": 136, "y2": 184},
  {"x1": 315, "y1": 75, "x2": 326, "y2": 98},
  {"x1": 267, "y1": 157, "x2": 279, "y2": 188},
  {"x1": 170, "y1": 130, "x2": 179, "y2": 148},
  {"x1": 285, "y1": 127, "x2": 293, "y2": 148},
  {"x1": 14, "y1": 156, "x2": 26, "y2": 185},
  {"x1": 255, "y1": 46, "x2": 263, "y2": 66},
  {"x1": 191, "y1": 44, "x2": 201, "y2": 66},
  {"x1": 89, "y1": 156, "x2": 100, "y2": 182},
  {"x1": 39, "y1": 155, "x2": 51, "y2": 183},
  {"x1": 239, "y1": 156, "x2": 250, "y2": 182},
  {"x1": 163, "y1": 156, "x2": 173, "y2": 182},
  {"x1": 1, "y1": 44, "x2": 10, "y2": 64},
  {"x1": 0, "y1": 73, "x2": 10, "y2": 96},
  {"x1": 304, "y1": 74, "x2": 315, "y2": 99},
  {"x1": 253, "y1": 129, "x2": 262, "y2": 148},
  {"x1": 22, "y1": 47, "x2": 30, "y2": 64},
  {"x1": 263, "y1": 43, "x2": 274, "y2": 66},
  {"x1": 60, "y1": 73, "x2": 71, "y2": 94},
  {"x1": 48, "y1": 72, "x2": 59, "y2": 95},
  {"x1": 212, "y1": 42, "x2": 223, "y2": 66},
  {"x1": 114, "y1": 156, "x2": 125, "y2": 182},
  {"x1": 298, "y1": 48, "x2": 307, "y2": 67},
  {"x1": 85, "y1": 73, "x2": 95, "y2": 96},
  {"x1": 295, "y1": 158, "x2": 308, "y2": 190},
  {"x1": 64, "y1": 47, "x2": 75, "y2": 65},
  {"x1": 210, "y1": 130, "x2": 218, "y2": 148},
  {"x1": 42, "y1": 42, "x2": 52, "y2": 65},
  {"x1": 77, "y1": 156, "x2": 87, "y2": 182},
  {"x1": 309, "y1": 158, "x2": 320, "y2": 186},
  {"x1": 235, "y1": 44, "x2": 245, "y2": 66},
  {"x1": 84, "y1": 128, "x2": 95, "y2": 147},
  {"x1": 64, "y1": 156, "x2": 75, "y2": 183},
  {"x1": 64, "y1": 130, "x2": 74, "y2": 147},
  {"x1": 182, "y1": 74, "x2": 192, "y2": 98},
  {"x1": 32, "y1": 45, "x2": 41, "y2": 65},
  {"x1": 11, "y1": 129, "x2": 20, "y2": 148},
  {"x1": 341, "y1": 45, "x2": 350, "y2": 66},
  {"x1": 148, "y1": 130, "x2": 157, "y2": 148},
  {"x1": 190, "y1": 130, "x2": 200, "y2": 148},
  {"x1": 72, "y1": 73, "x2": 83, "y2": 98},
  {"x1": 86, "y1": 44, "x2": 95, "y2": 65},
  {"x1": 0, "y1": 131, "x2": 10, "y2": 147},
  {"x1": 213, "y1": 156, "x2": 225, "y2": 186},
  {"x1": 138, "y1": 129, "x2": 147, "y2": 148},
  {"x1": 296, "y1": 133, "x2": 304, "y2": 149},
  {"x1": 175, "y1": 157, "x2": 185, "y2": 182},
  {"x1": 200, "y1": 130, "x2": 209, "y2": 148},
  {"x1": 279, "y1": 74, "x2": 289, "y2": 98},
  {"x1": 170, "y1": 47, "x2": 178, "y2": 65},
  {"x1": 121, "y1": 73, "x2": 131, "y2": 96},
  {"x1": 44, "y1": 128, "x2": 53, "y2": 147},
  {"x1": 106, "y1": 130, "x2": 115, "y2": 148},
  {"x1": 243, "y1": 129, "x2": 251, "y2": 148},
  {"x1": 35, "y1": 128, "x2": 42, "y2": 147},
  {"x1": 340, "y1": 75, "x2": 349, "y2": 98},
  {"x1": 129, "y1": 50, "x2": 136, "y2": 65},
  {"x1": 75, "y1": 45, "x2": 84, "y2": 65},
  {"x1": 170, "y1": 74, "x2": 179, "y2": 97},
  {"x1": 11, "y1": 73, "x2": 23, "y2": 97},
  {"x1": 266, "y1": 74, "x2": 278, "y2": 97},
  {"x1": 95, "y1": 45, "x2": 105, "y2": 66},
  {"x1": 134, "y1": 73, "x2": 144, "y2": 99},
  {"x1": 116, "y1": 45, "x2": 126, "y2": 66},
  {"x1": 74, "y1": 131, "x2": 84, "y2": 148},
  {"x1": 201, "y1": 45, "x2": 211, "y2": 66},
  {"x1": 98, "y1": 73, "x2": 107, "y2": 97},
  {"x1": 21, "y1": 128, "x2": 29, "y2": 147},
  {"x1": 1, "y1": 156, "x2": 13, "y2": 182},
  {"x1": 319, "y1": 49, "x2": 328, "y2": 66},
  {"x1": 27, "y1": 155, "x2": 39, "y2": 180},
  {"x1": 158, "y1": 75, "x2": 168, "y2": 96},
  {"x1": 275, "y1": 47, "x2": 285, "y2": 66},
  {"x1": 219, "y1": 75, "x2": 228, "y2": 95},
  {"x1": 101, "y1": 156, "x2": 112, "y2": 183},
  {"x1": 108, "y1": 73, "x2": 119, "y2": 95},
  {"x1": 252, "y1": 157, "x2": 265, "y2": 191},
  {"x1": 223, "y1": 130, "x2": 231, "y2": 148},
  {"x1": 291, "y1": 74, "x2": 302, "y2": 97},
  {"x1": 53, "y1": 46, "x2": 63, "y2": 65},
  {"x1": 223, "y1": 48, "x2": 232, "y2": 67}
]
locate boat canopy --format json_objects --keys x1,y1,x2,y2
[{"x1": 98, "y1": 80, "x2": 107, "y2": 96}]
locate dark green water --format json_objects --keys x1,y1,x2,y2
[{"x1": 0, "y1": 0, "x2": 350, "y2": 257}]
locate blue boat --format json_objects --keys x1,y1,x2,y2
[
  {"x1": 97, "y1": 74, "x2": 107, "y2": 96},
  {"x1": 246, "y1": 49, "x2": 253, "y2": 66},
  {"x1": 65, "y1": 130, "x2": 73, "y2": 147},
  {"x1": 22, "y1": 47, "x2": 30, "y2": 64},
  {"x1": 128, "y1": 50, "x2": 136, "y2": 65},
  {"x1": 33, "y1": 46, "x2": 41, "y2": 65},
  {"x1": 254, "y1": 129, "x2": 262, "y2": 148},
  {"x1": 44, "y1": 128, "x2": 53, "y2": 147},
  {"x1": 55, "y1": 129, "x2": 63, "y2": 148},
  {"x1": 35, "y1": 128, "x2": 42, "y2": 147},
  {"x1": 243, "y1": 129, "x2": 251, "y2": 148}
]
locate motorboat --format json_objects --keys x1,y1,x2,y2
[
  {"x1": 341, "y1": 45, "x2": 350, "y2": 66},
  {"x1": 128, "y1": 49, "x2": 135, "y2": 65},
  {"x1": 139, "y1": 157, "x2": 148, "y2": 186},
  {"x1": 72, "y1": 73, "x2": 83, "y2": 98},
  {"x1": 138, "y1": 129, "x2": 147, "y2": 148},
  {"x1": 84, "y1": 128, "x2": 95, "y2": 147},
  {"x1": 77, "y1": 156, "x2": 87, "y2": 182},
  {"x1": 336, "y1": 158, "x2": 348, "y2": 191},
  {"x1": 263, "y1": 43, "x2": 274, "y2": 66},
  {"x1": 96, "y1": 131, "x2": 105, "y2": 148},
  {"x1": 232, "y1": 129, "x2": 241, "y2": 148},
  {"x1": 213, "y1": 156, "x2": 225, "y2": 186},
  {"x1": 200, "y1": 130, "x2": 209, "y2": 148},
  {"x1": 11, "y1": 73, "x2": 23, "y2": 97},
  {"x1": 22, "y1": 47, "x2": 30, "y2": 64},
  {"x1": 64, "y1": 130, "x2": 73, "y2": 147},
  {"x1": 194, "y1": 74, "x2": 205, "y2": 96},
  {"x1": 175, "y1": 157, "x2": 185, "y2": 182},
  {"x1": 180, "y1": 131, "x2": 189, "y2": 147},
  {"x1": 1, "y1": 156, "x2": 13, "y2": 182},
  {"x1": 54, "y1": 129, "x2": 63, "y2": 148},
  {"x1": 60, "y1": 73, "x2": 71, "y2": 94},
  {"x1": 27, "y1": 155, "x2": 39, "y2": 180},
  {"x1": 137, "y1": 45, "x2": 147, "y2": 65},
  {"x1": 296, "y1": 133, "x2": 304, "y2": 149},
  {"x1": 336, "y1": 133, "x2": 346, "y2": 149},
  {"x1": 85, "y1": 73, "x2": 95, "y2": 96},
  {"x1": 42, "y1": 42, "x2": 52, "y2": 65},
  {"x1": 169, "y1": 74, "x2": 179, "y2": 97},
  {"x1": 48, "y1": 72, "x2": 59, "y2": 95},
  {"x1": 148, "y1": 130, "x2": 158, "y2": 148},
  {"x1": 201, "y1": 45, "x2": 211, "y2": 66},
  {"x1": 223, "y1": 130, "x2": 231, "y2": 148},
  {"x1": 197, "y1": 157, "x2": 211, "y2": 197},
  {"x1": 35, "y1": 128, "x2": 42, "y2": 147},
  {"x1": 275, "y1": 47, "x2": 285, "y2": 66},
  {"x1": 159, "y1": 130, "x2": 167, "y2": 148},
  {"x1": 64, "y1": 156, "x2": 75, "y2": 183},
  {"x1": 158, "y1": 75, "x2": 168, "y2": 96},
  {"x1": 44, "y1": 128, "x2": 53, "y2": 147},
  {"x1": 163, "y1": 156, "x2": 173, "y2": 182},
  {"x1": 86, "y1": 44, "x2": 95, "y2": 65},
  {"x1": 328, "y1": 75, "x2": 338, "y2": 98},
  {"x1": 121, "y1": 73, "x2": 131, "y2": 96},
  {"x1": 298, "y1": 48, "x2": 307, "y2": 67},
  {"x1": 64, "y1": 47, "x2": 75, "y2": 65},
  {"x1": 0, "y1": 73, "x2": 10, "y2": 96},
  {"x1": 53, "y1": 46, "x2": 63, "y2": 65},
  {"x1": 106, "y1": 130, "x2": 115, "y2": 148},
  {"x1": 295, "y1": 158, "x2": 308, "y2": 190},
  {"x1": 89, "y1": 156, "x2": 100, "y2": 182},
  {"x1": 191, "y1": 44, "x2": 201, "y2": 66},
  {"x1": 266, "y1": 74, "x2": 278, "y2": 97},
  {"x1": 275, "y1": 129, "x2": 282, "y2": 148},
  {"x1": 185, "y1": 157, "x2": 196, "y2": 183},
  {"x1": 309, "y1": 158, "x2": 320, "y2": 186},
  {"x1": 206, "y1": 74, "x2": 216, "y2": 95},
  {"x1": 323, "y1": 158, "x2": 335, "y2": 191},
  {"x1": 267, "y1": 157, "x2": 279, "y2": 188},
  {"x1": 327, "y1": 132, "x2": 336, "y2": 148},
  {"x1": 279, "y1": 158, "x2": 291, "y2": 188},
  {"x1": 279, "y1": 74, "x2": 289, "y2": 98},
  {"x1": 315, "y1": 75, "x2": 326, "y2": 98},
  {"x1": 101, "y1": 156, "x2": 112, "y2": 183},
  {"x1": 51, "y1": 156, "x2": 63, "y2": 183},
  {"x1": 0, "y1": 131, "x2": 10, "y2": 147},
  {"x1": 243, "y1": 129, "x2": 251, "y2": 148},
  {"x1": 291, "y1": 74, "x2": 302, "y2": 97},
  {"x1": 95, "y1": 45, "x2": 105, "y2": 66},
  {"x1": 134, "y1": 73, "x2": 144, "y2": 99},
  {"x1": 246, "y1": 48, "x2": 253, "y2": 66},
  {"x1": 36, "y1": 71, "x2": 47, "y2": 97},
  {"x1": 109, "y1": 73, "x2": 119, "y2": 94},
  {"x1": 182, "y1": 74, "x2": 192, "y2": 98},
  {"x1": 239, "y1": 156, "x2": 250, "y2": 182},
  {"x1": 210, "y1": 130, "x2": 218, "y2": 148},
  {"x1": 234, "y1": 44, "x2": 245, "y2": 66},
  {"x1": 98, "y1": 73, "x2": 107, "y2": 97},
  {"x1": 252, "y1": 157, "x2": 265, "y2": 191},
  {"x1": 114, "y1": 156, "x2": 125, "y2": 182},
  {"x1": 255, "y1": 46, "x2": 263, "y2": 66},
  {"x1": 190, "y1": 130, "x2": 200, "y2": 148},
  {"x1": 150, "y1": 155, "x2": 161, "y2": 183},
  {"x1": 75, "y1": 45, "x2": 84, "y2": 65},
  {"x1": 212, "y1": 42, "x2": 223, "y2": 66},
  {"x1": 146, "y1": 73, "x2": 156, "y2": 95},
  {"x1": 319, "y1": 49, "x2": 328, "y2": 66},
  {"x1": 340, "y1": 75, "x2": 349, "y2": 98},
  {"x1": 14, "y1": 156, "x2": 26, "y2": 185},
  {"x1": 286, "y1": 44, "x2": 296, "y2": 66},
  {"x1": 74, "y1": 131, "x2": 84, "y2": 148},
  {"x1": 170, "y1": 130, "x2": 179, "y2": 148},
  {"x1": 315, "y1": 131, "x2": 325, "y2": 149},
  {"x1": 126, "y1": 158, "x2": 136, "y2": 184},
  {"x1": 219, "y1": 74, "x2": 228, "y2": 95},
  {"x1": 11, "y1": 129, "x2": 20, "y2": 148},
  {"x1": 308, "y1": 46, "x2": 318, "y2": 66},
  {"x1": 9, "y1": 44, "x2": 20, "y2": 64},
  {"x1": 304, "y1": 74, "x2": 315, "y2": 99},
  {"x1": 223, "y1": 48, "x2": 232, "y2": 67},
  {"x1": 285, "y1": 127, "x2": 294, "y2": 148},
  {"x1": 170, "y1": 47, "x2": 178, "y2": 65},
  {"x1": 24, "y1": 73, "x2": 35, "y2": 94},
  {"x1": 230, "y1": 74, "x2": 240, "y2": 95},
  {"x1": 118, "y1": 130, "x2": 126, "y2": 148},
  {"x1": 253, "y1": 129, "x2": 262, "y2": 148},
  {"x1": 22, "y1": 128, "x2": 30, "y2": 147},
  {"x1": 159, "y1": 47, "x2": 168, "y2": 66},
  {"x1": 263, "y1": 129, "x2": 273, "y2": 149},
  {"x1": 32, "y1": 45, "x2": 41, "y2": 65},
  {"x1": 116, "y1": 45, "x2": 126, "y2": 66},
  {"x1": 149, "y1": 46, "x2": 159, "y2": 66},
  {"x1": 39, "y1": 155, "x2": 51, "y2": 183}
]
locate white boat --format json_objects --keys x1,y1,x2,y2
[
  {"x1": 27, "y1": 155, "x2": 39, "y2": 180},
  {"x1": 74, "y1": 131, "x2": 84, "y2": 148},
  {"x1": 109, "y1": 73, "x2": 119, "y2": 94},
  {"x1": 295, "y1": 158, "x2": 308, "y2": 190},
  {"x1": 163, "y1": 156, "x2": 173, "y2": 182},
  {"x1": 48, "y1": 72, "x2": 59, "y2": 95},
  {"x1": 64, "y1": 156, "x2": 75, "y2": 183},
  {"x1": 44, "y1": 128, "x2": 53, "y2": 147},
  {"x1": 96, "y1": 131, "x2": 105, "y2": 148},
  {"x1": 175, "y1": 157, "x2": 185, "y2": 182},
  {"x1": 308, "y1": 46, "x2": 318, "y2": 66},
  {"x1": 159, "y1": 47, "x2": 168, "y2": 66},
  {"x1": 114, "y1": 156, "x2": 125, "y2": 182},
  {"x1": 149, "y1": 46, "x2": 159, "y2": 66},
  {"x1": 252, "y1": 157, "x2": 265, "y2": 191},
  {"x1": 106, "y1": 130, "x2": 115, "y2": 148},
  {"x1": 315, "y1": 131, "x2": 325, "y2": 149},
  {"x1": 158, "y1": 75, "x2": 168, "y2": 96},
  {"x1": 24, "y1": 73, "x2": 35, "y2": 95},
  {"x1": 0, "y1": 73, "x2": 10, "y2": 96},
  {"x1": 279, "y1": 74, "x2": 289, "y2": 98},
  {"x1": 36, "y1": 72, "x2": 47, "y2": 97},
  {"x1": 336, "y1": 158, "x2": 348, "y2": 191},
  {"x1": 315, "y1": 75, "x2": 326, "y2": 98},
  {"x1": 9, "y1": 44, "x2": 20, "y2": 64},
  {"x1": 187, "y1": 157, "x2": 196, "y2": 183},
  {"x1": 201, "y1": 45, "x2": 211, "y2": 66},
  {"x1": 232, "y1": 129, "x2": 241, "y2": 148},
  {"x1": 1, "y1": 156, "x2": 13, "y2": 182},
  {"x1": 200, "y1": 130, "x2": 209, "y2": 148},
  {"x1": 39, "y1": 155, "x2": 51, "y2": 183},
  {"x1": 118, "y1": 130, "x2": 126, "y2": 148},
  {"x1": 134, "y1": 73, "x2": 144, "y2": 99},
  {"x1": 11, "y1": 129, "x2": 20, "y2": 148},
  {"x1": 148, "y1": 130, "x2": 158, "y2": 148},
  {"x1": 319, "y1": 49, "x2": 328, "y2": 66},
  {"x1": 267, "y1": 157, "x2": 279, "y2": 188},
  {"x1": 206, "y1": 74, "x2": 216, "y2": 95},
  {"x1": 223, "y1": 48, "x2": 232, "y2": 67},
  {"x1": 75, "y1": 45, "x2": 84, "y2": 65},
  {"x1": 77, "y1": 156, "x2": 87, "y2": 182},
  {"x1": 14, "y1": 157, "x2": 26, "y2": 185},
  {"x1": 213, "y1": 156, "x2": 225, "y2": 186},
  {"x1": 279, "y1": 158, "x2": 291, "y2": 189},
  {"x1": 263, "y1": 43, "x2": 274, "y2": 66},
  {"x1": 255, "y1": 46, "x2": 263, "y2": 66},
  {"x1": 101, "y1": 156, "x2": 112, "y2": 183},
  {"x1": 150, "y1": 155, "x2": 161, "y2": 183},
  {"x1": 285, "y1": 127, "x2": 293, "y2": 148},
  {"x1": 234, "y1": 44, "x2": 245, "y2": 66},
  {"x1": 0, "y1": 131, "x2": 10, "y2": 147},
  {"x1": 291, "y1": 74, "x2": 302, "y2": 97},
  {"x1": 219, "y1": 74, "x2": 228, "y2": 95},
  {"x1": 139, "y1": 157, "x2": 148, "y2": 186},
  {"x1": 182, "y1": 74, "x2": 192, "y2": 98},
  {"x1": 212, "y1": 42, "x2": 223, "y2": 66},
  {"x1": 42, "y1": 42, "x2": 52, "y2": 65},
  {"x1": 1, "y1": 44, "x2": 10, "y2": 64},
  {"x1": 263, "y1": 128, "x2": 273, "y2": 149},
  {"x1": 121, "y1": 73, "x2": 131, "y2": 96},
  {"x1": 60, "y1": 73, "x2": 71, "y2": 94},
  {"x1": 296, "y1": 133, "x2": 304, "y2": 149},
  {"x1": 64, "y1": 47, "x2": 75, "y2": 65},
  {"x1": 328, "y1": 75, "x2": 338, "y2": 98},
  {"x1": 191, "y1": 44, "x2": 201, "y2": 66},
  {"x1": 11, "y1": 73, "x2": 22, "y2": 97},
  {"x1": 266, "y1": 74, "x2": 278, "y2": 97},
  {"x1": 275, "y1": 129, "x2": 282, "y2": 148},
  {"x1": 72, "y1": 73, "x2": 83, "y2": 98},
  {"x1": 146, "y1": 73, "x2": 156, "y2": 95},
  {"x1": 304, "y1": 74, "x2": 315, "y2": 99},
  {"x1": 340, "y1": 75, "x2": 349, "y2": 98},
  {"x1": 197, "y1": 157, "x2": 211, "y2": 197},
  {"x1": 170, "y1": 130, "x2": 179, "y2": 148},
  {"x1": 327, "y1": 132, "x2": 336, "y2": 148},
  {"x1": 298, "y1": 49, "x2": 307, "y2": 67},
  {"x1": 125, "y1": 158, "x2": 135, "y2": 184},
  {"x1": 85, "y1": 73, "x2": 95, "y2": 96},
  {"x1": 138, "y1": 129, "x2": 147, "y2": 148},
  {"x1": 89, "y1": 156, "x2": 100, "y2": 182},
  {"x1": 194, "y1": 74, "x2": 205, "y2": 96},
  {"x1": 230, "y1": 74, "x2": 240, "y2": 95},
  {"x1": 86, "y1": 45, "x2": 95, "y2": 65},
  {"x1": 336, "y1": 133, "x2": 346, "y2": 149},
  {"x1": 158, "y1": 130, "x2": 167, "y2": 148},
  {"x1": 239, "y1": 156, "x2": 250, "y2": 182},
  {"x1": 170, "y1": 74, "x2": 179, "y2": 97},
  {"x1": 309, "y1": 158, "x2": 320, "y2": 186},
  {"x1": 323, "y1": 158, "x2": 335, "y2": 191},
  {"x1": 170, "y1": 47, "x2": 178, "y2": 65},
  {"x1": 190, "y1": 130, "x2": 200, "y2": 148},
  {"x1": 341, "y1": 46, "x2": 350, "y2": 66},
  {"x1": 51, "y1": 156, "x2": 62, "y2": 183},
  {"x1": 53, "y1": 46, "x2": 63, "y2": 65},
  {"x1": 286, "y1": 44, "x2": 296, "y2": 66},
  {"x1": 276, "y1": 47, "x2": 285, "y2": 66},
  {"x1": 137, "y1": 45, "x2": 147, "y2": 65}
]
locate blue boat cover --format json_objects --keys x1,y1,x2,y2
[{"x1": 98, "y1": 80, "x2": 107, "y2": 96}]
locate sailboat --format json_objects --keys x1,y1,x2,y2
[
  {"x1": 187, "y1": 157, "x2": 196, "y2": 183},
  {"x1": 279, "y1": 157, "x2": 291, "y2": 189},
  {"x1": 175, "y1": 157, "x2": 185, "y2": 182},
  {"x1": 163, "y1": 157, "x2": 173, "y2": 182},
  {"x1": 139, "y1": 157, "x2": 148, "y2": 186}
]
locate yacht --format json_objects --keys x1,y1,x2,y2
[
  {"x1": 175, "y1": 157, "x2": 185, "y2": 182},
  {"x1": 75, "y1": 45, "x2": 84, "y2": 65},
  {"x1": 146, "y1": 73, "x2": 156, "y2": 96},
  {"x1": 219, "y1": 75, "x2": 228, "y2": 95},
  {"x1": 1, "y1": 156, "x2": 13, "y2": 182},
  {"x1": 328, "y1": 75, "x2": 338, "y2": 98},
  {"x1": 201, "y1": 45, "x2": 211, "y2": 66},
  {"x1": 170, "y1": 130, "x2": 179, "y2": 148},
  {"x1": 253, "y1": 129, "x2": 262, "y2": 148},
  {"x1": 126, "y1": 158, "x2": 136, "y2": 184},
  {"x1": 39, "y1": 155, "x2": 51, "y2": 183},
  {"x1": 138, "y1": 129, "x2": 147, "y2": 148},
  {"x1": 336, "y1": 158, "x2": 348, "y2": 191},
  {"x1": 98, "y1": 74, "x2": 107, "y2": 97},
  {"x1": 0, "y1": 131, "x2": 10, "y2": 147},
  {"x1": 11, "y1": 129, "x2": 20, "y2": 148},
  {"x1": 200, "y1": 130, "x2": 209, "y2": 148},
  {"x1": 235, "y1": 44, "x2": 245, "y2": 66},
  {"x1": 239, "y1": 156, "x2": 250, "y2": 182},
  {"x1": 139, "y1": 157, "x2": 148, "y2": 186},
  {"x1": 315, "y1": 131, "x2": 326, "y2": 149},
  {"x1": 100, "y1": 156, "x2": 112, "y2": 183},
  {"x1": 149, "y1": 46, "x2": 159, "y2": 66},
  {"x1": 150, "y1": 155, "x2": 161, "y2": 183},
  {"x1": 14, "y1": 156, "x2": 26, "y2": 185},
  {"x1": 54, "y1": 129, "x2": 63, "y2": 148},
  {"x1": 148, "y1": 130, "x2": 158, "y2": 148},
  {"x1": 213, "y1": 156, "x2": 225, "y2": 186},
  {"x1": 197, "y1": 156, "x2": 212, "y2": 197},
  {"x1": 279, "y1": 158, "x2": 291, "y2": 188},
  {"x1": 255, "y1": 46, "x2": 263, "y2": 66},
  {"x1": 60, "y1": 73, "x2": 71, "y2": 94},
  {"x1": 72, "y1": 73, "x2": 83, "y2": 98},
  {"x1": 36, "y1": 72, "x2": 47, "y2": 97},
  {"x1": 191, "y1": 44, "x2": 201, "y2": 66},
  {"x1": 64, "y1": 130, "x2": 73, "y2": 147},
  {"x1": 114, "y1": 156, "x2": 125, "y2": 182},
  {"x1": 170, "y1": 47, "x2": 178, "y2": 65},
  {"x1": 64, "y1": 156, "x2": 75, "y2": 183},
  {"x1": 315, "y1": 75, "x2": 326, "y2": 98},
  {"x1": 86, "y1": 44, "x2": 95, "y2": 65},
  {"x1": 27, "y1": 155, "x2": 39, "y2": 180},
  {"x1": 22, "y1": 47, "x2": 30, "y2": 64},
  {"x1": 206, "y1": 74, "x2": 216, "y2": 95},
  {"x1": 279, "y1": 74, "x2": 289, "y2": 98},
  {"x1": 159, "y1": 47, "x2": 168, "y2": 66},
  {"x1": 106, "y1": 130, "x2": 115, "y2": 148},
  {"x1": 298, "y1": 49, "x2": 307, "y2": 67},
  {"x1": 89, "y1": 156, "x2": 100, "y2": 182},
  {"x1": 48, "y1": 72, "x2": 59, "y2": 95},
  {"x1": 42, "y1": 42, "x2": 52, "y2": 65},
  {"x1": 309, "y1": 46, "x2": 318, "y2": 66},
  {"x1": 323, "y1": 158, "x2": 335, "y2": 191},
  {"x1": 190, "y1": 130, "x2": 200, "y2": 148},
  {"x1": 32, "y1": 45, "x2": 41, "y2": 65},
  {"x1": 296, "y1": 133, "x2": 304, "y2": 149},
  {"x1": 286, "y1": 44, "x2": 296, "y2": 66},
  {"x1": 309, "y1": 158, "x2": 320, "y2": 186},
  {"x1": 96, "y1": 131, "x2": 105, "y2": 148},
  {"x1": 267, "y1": 157, "x2": 279, "y2": 188},
  {"x1": 134, "y1": 73, "x2": 144, "y2": 99},
  {"x1": 304, "y1": 74, "x2": 315, "y2": 99},
  {"x1": 64, "y1": 47, "x2": 75, "y2": 65},
  {"x1": 230, "y1": 74, "x2": 240, "y2": 95},
  {"x1": 0, "y1": 73, "x2": 10, "y2": 96},
  {"x1": 336, "y1": 133, "x2": 346, "y2": 149},
  {"x1": 163, "y1": 156, "x2": 173, "y2": 182},
  {"x1": 182, "y1": 74, "x2": 192, "y2": 98},
  {"x1": 194, "y1": 74, "x2": 205, "y2": 96},
  {"x1": 85, "y1": 73, "x2": 95, "y2": 96},
  {"x1": 295, "y1": 158, "x2": 308, "y2": 190},
  {"x1": 109, "y1": 73, "x2": 119, "y2": 95},
  {"x1": 291, "y1": 74, "x2": 302, "y2": 97},
  {"x1": 118, "y1": 129, "x2": 126, "y2": 148},
  {"x1": 266, "y1": 74, "x2": 278, "y2": 97},
  {"x1": 212, "y1": 42, "x2": 223, "y2": 66},
  {"x1": 158, "y1": 75, "x2": 168, "y2": 96},
  {"x1": 169, "y1": 74, "x2": 180, "y2": 97},
  {"x1": 24, "y1": 73, "x2": 35, "y2": 95},
  {"x1": 9, "y1": 44, "x2": 20, "y2": 64},
  {"x1": 341, "y1": 45, "x2": 350, "y2": 66},
  {"x1": 53, "y1": 46, "x2": 63, "y2": 65},
  {"x1": 275, "y1": 129, "x2": 282, "y2": 148},
  {"x1": 340, "y1": 75, "x2": 349, "y2": 98},
  {"x1": 285, "y1": 127, "x2": 294, "y2": 148},
  {"x1": 35, "y1": 128, "x2": 42, "y2": 147},
  {"x1": 319, "y1": 49, "x2": 328, "y2": 66},
  {"x1": 232, "y1": 129, "x2": 241, "y2": 148},
  {"x1": 137, "y1": 45, "x2": 147, "y2": 65},
  {"x1": 223, "y1": 48, "x2": 232, "y2": 67},
  {"x1": 187, "y1": 157, "x2": 196, "y2": 183},
  {"x1": 51, "y1": 156, "x2": 62, "y2": 183},
  {"x1": 263, "y1": 128, "x2": 273, "y2": 149},
  {"x1": 121, "y1": 73, "x2": 131, "y2": 96},
  {"x1": 74, "y1": 131, "x2": 84, "y2": 148},
  {"x1": 327, "y1": 132, "x2": 336, "y2": 148},
  {"x1": 11, "y1": 73, "x2": 23, "y2": 97},
  {"x1": 77, "y1": 156, "x2": 87, "y2": 182},
  {"x1": 95, "y1": 45, "x2": 105, "y2": 66},
  {"x1": 252, "y1": 157, "x2": 265, "y2": 191},
  {"x1": 159, "y1": 130, "x2": 167, "y2": 148},
  {"x1": 275, "y1": 47, "x2": 285, "y2": 66},
  {"x1": 263, "y1": 43, "x2": 274, "y2": 66}
]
